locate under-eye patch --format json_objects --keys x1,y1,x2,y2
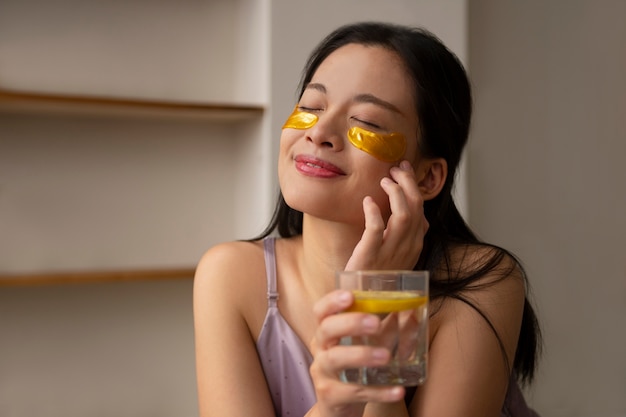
[
  {"x1": 282, "y1": 107, "x2": 318, "y2": 129},
  {"x1": 282, "y1": 107, "x2": 406, "y2": 162},
  {"x1": 347, "y1": 127, "x2": 406, "y2": 163}
]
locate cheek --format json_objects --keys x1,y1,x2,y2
[
  {"x1": 278, "y1": 129, "x2": 290, "y2": 152},
  {"x1": 352, "y1": 155, "x2": 395, "y2": 216},
  {"x1": 404, "y1": 135, "x2": 420, "y2": 164},
  {"x1": 278, "y1": 130, "x2": 297, "y2": 163},
  {"x1": 277, "y1": 130, "x2": 307, "y2": 207}
]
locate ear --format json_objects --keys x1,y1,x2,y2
[{"x1": 415, "y1": 158, "x2": 447, "y2": 201}]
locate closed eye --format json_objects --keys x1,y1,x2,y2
[
  {"x1": 297, "y1": 105, "x2": 323, "y2": 112},
  {"x1": 352, "y1": 117, "x2": 381, "y2": 130}
]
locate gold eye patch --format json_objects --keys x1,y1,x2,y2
[
  {"x1": 347, "y1": 127, "x2": 406, "y2": 163},
  {"x1": 282, "y1": 107, "x2": 406, "y2": 162},
  {"x1": 282, "y1": 107, "x2": 318, "y2": 129}
]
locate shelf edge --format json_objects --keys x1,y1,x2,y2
[
  {"x1": 0, "y1": 89, "x2": 265, "y2": 121},
  {"x1": 0, "y1": 268, "x2": 196, "y2": 287}
]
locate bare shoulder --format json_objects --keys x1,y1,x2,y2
[
  {"x1": 412, "y1": 244, "x2": 527, "y2": 415},
  {"x1": 193, "y1": 240, "x2": 267, "y2": 321},
  {"x1": 430, "y1": 242, "x2": 526, "y2": 364},
  {"x1": 196, "y1": 240, "x2": 264, "y2": 275},
  {"x1": 444, "y1": 242, "x2": 526, "y2": 290},
  {"x1": 434, "y1": 242, "x2": 526, "y2": 316},
  {"x1": 193, "y1": 240, "x2": 277, "y2": 415}
]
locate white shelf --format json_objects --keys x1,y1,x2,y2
[
  {"x1": 0, "y1": 0, "x2": 273, "y2": 282},
  {"x1": 0, "y1": 268, "x2": 195, "y2": 287},
  {"x1": 0, "y1": 0, "x2": 268, "y2": 105},
  {"x1": 0, "y1": 0, "x2": 468, "y2": 285},
  {"x1": 0, "y1": 89, "x2": 264, "y2": 121}
]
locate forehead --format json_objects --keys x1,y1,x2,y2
[{"x1": 309, "y1": 43, "x2": 415, "y2": 110}]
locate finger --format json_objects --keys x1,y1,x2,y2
[
  {"x1": 313, "y1": 344, "x2": 391, "y2": 376},
  {"x1": 313, "y1": 373, "x2": 406, "y2": 405},
  {"x1": 391, "y1": 161, "x2": 423, "y2": 207},
  {"x1": 389, "y1": 160, "x2": 420, "y2": 200},
  {"x1": 380, "y1": 176, "x2": 412, "y2": 229},
  {"x1": 388, "y1": 162, "x2": 423, "y2": 217},
  {"x1": 380, "y1": 177, "x2": 416, "y2": 253},
  {"x1": 345, "y1": 196, "x2": 385, "y2": 270},
  {"x1": 383, "y1": 164, "x2": 427, "y2": 241},
  {"x1": 315, "y1": 312, "x2": 381, "y2": 350},
  {"x1": 312, "y1": 290, "x2": 353, "y2": 322},
  {"x1": 311, "y1": 347, "x2": 405, "y2": 404},
  {"x1": 362, "y1": 195, "x2": 385, "y2": 238},
  {"x1": 346, "y1": 384, "x2": 405, "y2": 404},
  {"x1": 374, "y1": 175, "x2": 427, "y2": 268}
]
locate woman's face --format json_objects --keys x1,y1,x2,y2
[{"x1": 278, "y1": 43, "x2": 420, "y2": 226}]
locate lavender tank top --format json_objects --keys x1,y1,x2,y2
[
  {"x1": 257, "y1": 238, "x2": 316, "y2": 417},
  {"x1": 256, "y1": 238, "x2": 540, "y2": 417}
]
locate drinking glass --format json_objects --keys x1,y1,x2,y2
[{"x1": 336, "y1": 270, "x2": 429, "y2": 386}]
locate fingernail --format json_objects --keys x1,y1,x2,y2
[
  {"x1": 337, "y1": 291, "x2": 352, "y2": 304},
  {"x1": 371, "y1": 348, "x2": 388, "y2": 360},
  {"x1": 389, "y1": 386, "x2": 404, "y2": 399},
  {"x1": 362, "y1": 315, "x2": 378, "y2": 330},
  {"x1": 400, "y1": 160, "x2": 412, "y2": 170}
]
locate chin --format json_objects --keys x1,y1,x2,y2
[{"x1": 283, "y1": 190, "x2": 363, "y2": 225}]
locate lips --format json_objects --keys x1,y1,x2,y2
[{"x1": 294, "y1": 154, "x2": 346, "y2": 178}]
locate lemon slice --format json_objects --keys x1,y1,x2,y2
[{"x1": 347, "y1": 291, "x2": 428, "y2": 313}]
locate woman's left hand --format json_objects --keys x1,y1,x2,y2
[
  {"x1": 308, "y1": 290, "x2": 406, "y2": 417},
  {"x1": 345, "y1": 160, "x2": 428, "y2": 271}
]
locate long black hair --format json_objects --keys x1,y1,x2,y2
[{"x1": 254, "y1": 22, "x2": 541, "y2": 385}]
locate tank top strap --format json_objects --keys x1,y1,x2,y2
[{"x1": 263, "y1": 237, "x2": 279, "y2": 307}]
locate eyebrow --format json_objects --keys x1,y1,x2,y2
[
  {"x1": 353, "y1": 93, "x2": 403, "y2": 115},
  {"x1": 304, "y1": 82, "x2": 327, "y2": 94},
  {"x1": 304, "y1": 83, "x2": 403, "y2": 115}
]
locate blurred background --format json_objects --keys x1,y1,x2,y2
[{"x1": 1, "y1": 1, "x2": 624, "y2": 416}]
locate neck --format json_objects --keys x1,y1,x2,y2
[{"x1": 295, "y1": 214, "x2": 364, "y2": 298}]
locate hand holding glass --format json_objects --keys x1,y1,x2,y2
[{"x1": 336, "y1": 270, "x2": 429, "y2": 386}]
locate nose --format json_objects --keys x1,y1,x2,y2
[{"x1": 305, "y1": 113, "x2": 345, "y2": 151}]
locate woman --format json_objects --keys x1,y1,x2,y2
[{"x1": 194, "y1": 22, "x2": 541, "y2": 417}]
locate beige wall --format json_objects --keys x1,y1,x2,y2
[
  {"x1": 8, "y1": 2, "x2": 624, "y2": 416},
  {"x1": 4, "y1": 1, "x2": 625, "y2": 416},
  {"x1": 468, "y1": 1, "x2": 626, "y2": 416},
  {"x1": 0, "y1": 280, "x2": 197, "y2": 417},
  {"x1": 0, "y1": 1, "x2": 468, "y2": 416}
]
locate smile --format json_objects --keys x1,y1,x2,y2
[{"x1": 294, "y1": 155, "x2": 346, "y2": 178}]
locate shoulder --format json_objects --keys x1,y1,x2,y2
[
  {"x1": 193, "y1": 240, "x2": 267, "y2": 318},
  {"x1": 413, "y1": 243, "x2": 527, "y2": 414},
  {"x1": 449, "y1": 242, "x2": 523, "y2": 276},
  {"x1": 438, "y1": 242, "x2": 526, "y2": 296},
  {"x1": 193, "y1": 239, "x2": 279, "y2": 415},
  {"x1": 437, "y1": 241, "x2": 526, "y2": 304},
  {"x1": 430, "y1": 242, "x2": 526, "y2": 356},
  {"x1": 195, "y1": 240, "x2": 268, "y2": 284},
  {"x1": 194, "y1": 238, "x2": 266, "y2": 282}
]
